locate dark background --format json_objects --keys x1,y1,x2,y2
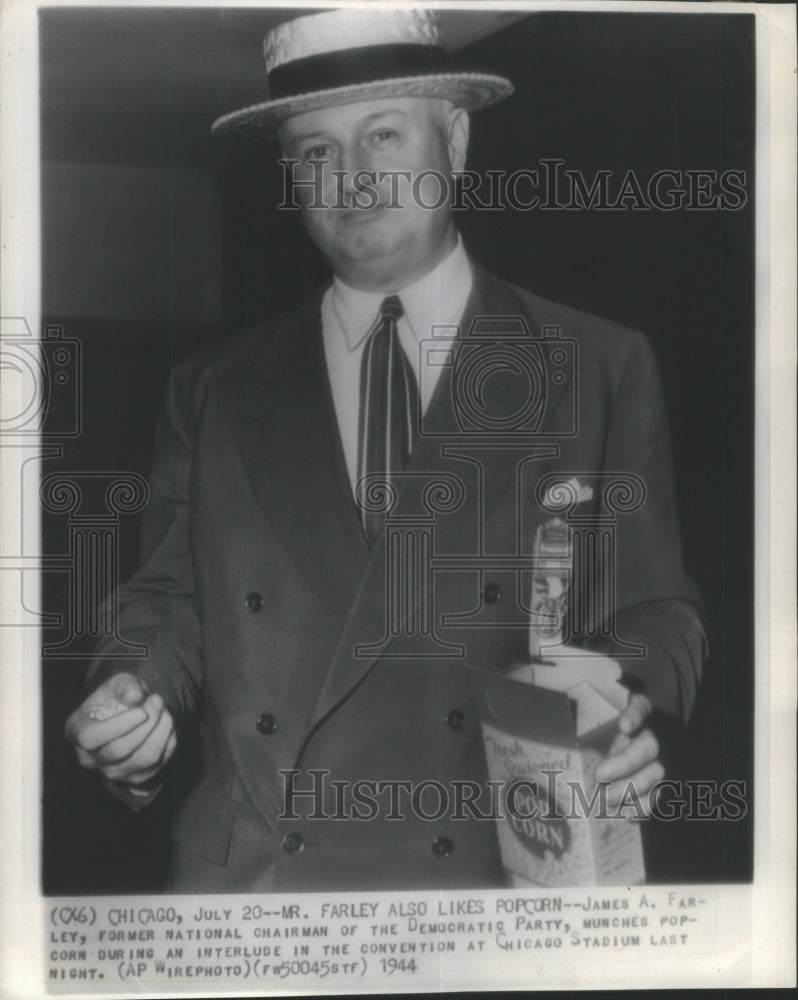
[{"x1": 40, "y1": 7, "x2": 755, "y2": 894}]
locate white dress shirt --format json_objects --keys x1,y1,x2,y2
[{"x1": 321, "y1": 235, "x2": 473, "y2": 494}]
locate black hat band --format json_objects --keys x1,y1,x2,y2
[{"x1": 268, "y1": 43, "x2": 456, "y2": 101}]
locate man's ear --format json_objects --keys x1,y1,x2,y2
[{"x1": 446, "y1": 107, "x2": 470, "y2": 174}]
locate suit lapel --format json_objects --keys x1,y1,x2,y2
[
  {"x1": 226, "y1": 295, "x2": 369, "y2": 622},
  {"x1": 303, "y1": 266, "x2": 576, "y2": 735},
  {"x1": 402, "y1": 265, "x2": 574, "y2": 539}
]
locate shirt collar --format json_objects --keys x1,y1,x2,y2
[{"x1": 330, "y1": 234, "x2": 472, "y2": 352}]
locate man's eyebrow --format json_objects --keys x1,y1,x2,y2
[
  {"x1": 284, "y1": 130, "x2": 333, "y2": 149},
  {"x1": 359, "y1": 108, "x2": 411, "y2": 126},
  {"x1": 296, "y1": 110, "x2": 410, "y2": 141}
]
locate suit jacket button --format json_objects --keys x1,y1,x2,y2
[
  {"x1": 431, "y1": 836, "x2": 454, "y2": 858},
  {"x1": 245, "y1": 592, "x2": 263, "y2": 613},
  {"x1": 256, "y1": 713, "x2": 278, "y2": 735},
  {"x1": 446, "y1": 709, "x2": 465, "y2": 732},
  {"x1": 483, "y1": 582, "x2": 502, "y2": 605},
  {"x1": 282, "y1": 832, "x2": 304, "y2": 855}
]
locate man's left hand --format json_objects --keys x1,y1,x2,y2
[{"x1": 594, "y1": 694, "x2": 664, "y2": 817}]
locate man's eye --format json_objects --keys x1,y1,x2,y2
[
  {"x1": 371, "y1": 129, "x2": 399, "y2": 145},
  {"x1": 304, "y1": 146, "x2": 332, "y2": 161}
]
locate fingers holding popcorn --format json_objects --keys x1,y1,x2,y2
[
  {"x1": 66, "y1": 675, "x2": 176, "y2": 785},
  {"x1": 100, "y1": 706, "x2": 176, "y2": 783}
]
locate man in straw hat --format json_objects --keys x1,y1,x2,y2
[{"x1": 67, "y1": 8, "x2": 705, "y2": 891}]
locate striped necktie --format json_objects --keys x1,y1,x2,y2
[{"x1": 357, "y1": 295, "x2": 419, "y2": 547}]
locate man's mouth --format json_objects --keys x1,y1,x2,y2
[{"x1": 337, "y1": 203, "x2": 389, "y2": 224}]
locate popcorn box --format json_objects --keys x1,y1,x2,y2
[{"x1": 469, "y1": 663, "x2": 646, "y2": 888}]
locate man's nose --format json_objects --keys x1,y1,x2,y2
[{"x1": 338, "y1": 145, "x2": 375, "y2": 201}]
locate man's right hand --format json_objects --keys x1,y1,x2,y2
[{"x1": 65, "y1": 673, "x2": 176, "y2": 787}]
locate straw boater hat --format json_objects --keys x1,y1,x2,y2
[{"x1": 211, "y1": 8, "x2": 514, "y2": 137}]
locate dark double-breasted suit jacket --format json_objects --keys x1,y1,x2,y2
[{"x1": 90, "y1": 265, "x2": 706, "y2": 892}]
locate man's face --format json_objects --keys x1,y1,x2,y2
[{"x1": 279, "y1": 97, "x2": 468, "y2": 290}]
